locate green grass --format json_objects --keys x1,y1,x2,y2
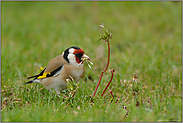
[{"x1": 1, "y1": 1, "x2": 182, "y2": 122}]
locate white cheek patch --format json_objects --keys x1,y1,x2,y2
[{"x1": 68, "y1": 53, "x2": 78, "y2": 66}]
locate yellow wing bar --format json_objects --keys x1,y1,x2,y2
[{"x1": 37, "y1": 72, "x2": 51, "y2": 79}]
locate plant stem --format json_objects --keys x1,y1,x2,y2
[
  {"x1": 102, "y1": 90, "x2": 114, "y2": 99},
  {"x1": 92, "y1": 40, "x2": 110, "y2": 98},
  {"x1": 101, "y1": 69, "x2": 114, "y2": 97}
]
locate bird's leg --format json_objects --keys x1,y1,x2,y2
[
  {"x1": 54, "y1": 88, "x2": 61, "y2": 98},
  {"x1": 49, "y1": 89, "x2": 53, "y2": 94},
  {"x1": 47, "y1": 88, "x2": 54, "y2": 95},
  {"x1": 47, "y1": 88, "x2": 60, "y2": 98}
]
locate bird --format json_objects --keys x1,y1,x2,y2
[{"x1": 24, "y1": 46, "x2": 91, "y2": 94}]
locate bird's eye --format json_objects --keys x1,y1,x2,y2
[{"x1": 75, "y1": 53, "x2": 83, "y2": 58}]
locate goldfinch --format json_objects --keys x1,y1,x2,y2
[{"x1": 25, "y1": 46, "x2": 91, "y2": 94}]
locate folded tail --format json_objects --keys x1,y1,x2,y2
[
  {"x1": 27, "y1": 74, "x2": 41, "y2": 79},
  {"x1": 27, "y1": 68, "x2": 46, "y2": 79},
  {"x1": 24, "y1": 80, "x2": 33, "y2": 84}
]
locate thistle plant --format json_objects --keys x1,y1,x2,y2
[{"x1": 92, "y1": 24, "x2": 114, "y2": 99}]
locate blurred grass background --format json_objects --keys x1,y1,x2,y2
[{"x1": 1, "y1": 1, "x2": 182, "y2": 122}]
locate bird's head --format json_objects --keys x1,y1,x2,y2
[{"x1": 63, "y1": 46, "x2": 91, "y2": 66}]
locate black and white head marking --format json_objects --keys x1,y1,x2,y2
[{"x1": 63, "y1": 46, "x2": 83, "y2": 66}]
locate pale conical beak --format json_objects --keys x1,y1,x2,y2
[{"x1": 81, "y1": 54, "x2": 91, "y2": 61}]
